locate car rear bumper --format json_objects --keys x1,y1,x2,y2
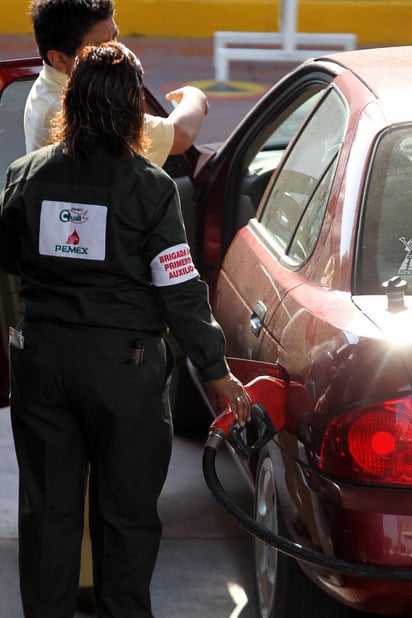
[{"x1": 301, "y1": 466, "x2": 412, "y2": 613}]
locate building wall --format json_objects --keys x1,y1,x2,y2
[{"x1": 3, "y1": 0, "x2": 412, "y2": 46}]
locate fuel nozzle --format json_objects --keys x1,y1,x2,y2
[{"x1": 205, "y1": 375, "x2": 287, "y2": 459}]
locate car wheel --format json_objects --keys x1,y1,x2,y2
[
  {"x1": 254, "y1": 446, "x2": 352, "y2": 618},
  {"x1": 254, "y1": 449, "x2": 278, "y2": 618}
]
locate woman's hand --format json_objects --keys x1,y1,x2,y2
[{"x1": 208, "y1": 372, "x2": 251, "y2": 426}]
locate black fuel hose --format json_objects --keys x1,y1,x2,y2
[{"x1": 202, "y1": 441, "x2": 412, "y2": 581}]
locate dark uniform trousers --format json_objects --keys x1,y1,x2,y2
[{"x1": 9, "y1": 321, "x2": 173, "y2": 618}]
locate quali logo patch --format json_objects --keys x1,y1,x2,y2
[{"x1": 59, "y1": 208, "x2": 89, "y2": 224}]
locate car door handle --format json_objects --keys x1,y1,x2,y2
[{"x1": 250, "y1": 300, "x2": 267, "y2": 337}]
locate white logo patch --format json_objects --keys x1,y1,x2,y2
[
  {"x1": 39, "y1": 200, "x2": 107, "y2": 261},
  {"x1": 151, "y1": 243, "x2": 198, "y2": 286}
]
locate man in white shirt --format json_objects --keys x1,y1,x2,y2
[{"x1": 24, "y1": 0, "x2": 209, "y2": 165}]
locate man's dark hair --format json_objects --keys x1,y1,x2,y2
[
  {"x1": 50, "y1": 42, "x2": 147, "y2": 160},
  {"x1": 29, "y1": 0, "x2": 114, "y2": 62}
]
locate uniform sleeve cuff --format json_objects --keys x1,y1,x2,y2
[{"x1": 198, "y1": 358, "x2": 230, "y2": 383}]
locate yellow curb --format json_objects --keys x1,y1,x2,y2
[
  {"x1": 186, "y1": 80, "x2": 269, "y2": 99},
  {"x1": 3, "y1": 0, "x2": 412, "y2": 46}
]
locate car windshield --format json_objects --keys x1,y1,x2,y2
[{"x1": 356, "y1": 124, "x2": 412, "y2": 295}]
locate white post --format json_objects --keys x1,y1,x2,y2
[
  {"x1": 281, "y1": 0, "x2": 298, "y2": 54},
  {"x1": 213, "y1": 0, "x2": 357, "y2": 81}
]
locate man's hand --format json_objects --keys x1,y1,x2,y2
[
  {"x1": 165, "y1": 85, "x2": 209, "y2": 116},
  {"x1": 164, "y1": 86, "x2": 209, "y2": 153}
]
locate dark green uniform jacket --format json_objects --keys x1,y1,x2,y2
[{"x1": 0, "y1": 143, "x2": 229, "y2": 382}]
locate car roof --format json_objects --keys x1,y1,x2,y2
[{"x1": 316, "y1": 46, "x2": 412, "y2": 123}]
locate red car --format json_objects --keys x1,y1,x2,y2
[{"x1": 2, "y1": 46, "x2": 412, "y2": 617}]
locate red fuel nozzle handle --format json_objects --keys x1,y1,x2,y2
[
  {"x1": 205, "y1": 375, "x2": 287, "y2": 457},
  {"x1": 228, "y1": 403, "x2": 276, "y2": 459},
  {"x1": 206, "y1": 403, "x2": 276, "y2": 458}
]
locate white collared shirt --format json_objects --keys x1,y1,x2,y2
[
  {"x1": 24, "y1": 63, "x2": 67, "y2": 154},
  {"x1": 23, "y1": 63, "x2": 174, "y2": 166}
]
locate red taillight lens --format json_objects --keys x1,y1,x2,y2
[{"x1": 318, "y1": 398, "x2": 412, "y2": 486}]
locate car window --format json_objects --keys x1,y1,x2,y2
[
  {"x1": 248, "y1": 91, "x2": 323, "y2": 175},
  {"x1": 259, "y1": 88, "x2": 347, "y2": 266},
  {"x1": 356, "y1": 124, "x2": 412, "y2": 295},
  {"x1": 229, "y1": 85, "x2": 328, "y2": 240},
  {"x1": 0, "y1": 77, "x2": 34, "y2": 183}
]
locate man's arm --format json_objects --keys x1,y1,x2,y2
[{"x1": 165, "y1": 86, "x2": 209, "y2": 153}]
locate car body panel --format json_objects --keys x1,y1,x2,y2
[{"x1": 211, "y1": 47, "x2": 412, "y2": 615}]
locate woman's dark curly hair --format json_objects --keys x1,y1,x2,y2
[{"x1": 50, "y1": 41, "x2": 149, "y2": 159}]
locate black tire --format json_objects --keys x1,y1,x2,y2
[{"x1": 254, "y1": 445, "x2": 355, "y2": 618}]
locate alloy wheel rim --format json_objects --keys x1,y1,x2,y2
[{"x1": 254, "y1": 455, "x2": 278, "y2": 618}]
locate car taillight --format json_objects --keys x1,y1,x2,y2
[{"x1": 318, "y1": 397, "x2": 412, "y2": 486}]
